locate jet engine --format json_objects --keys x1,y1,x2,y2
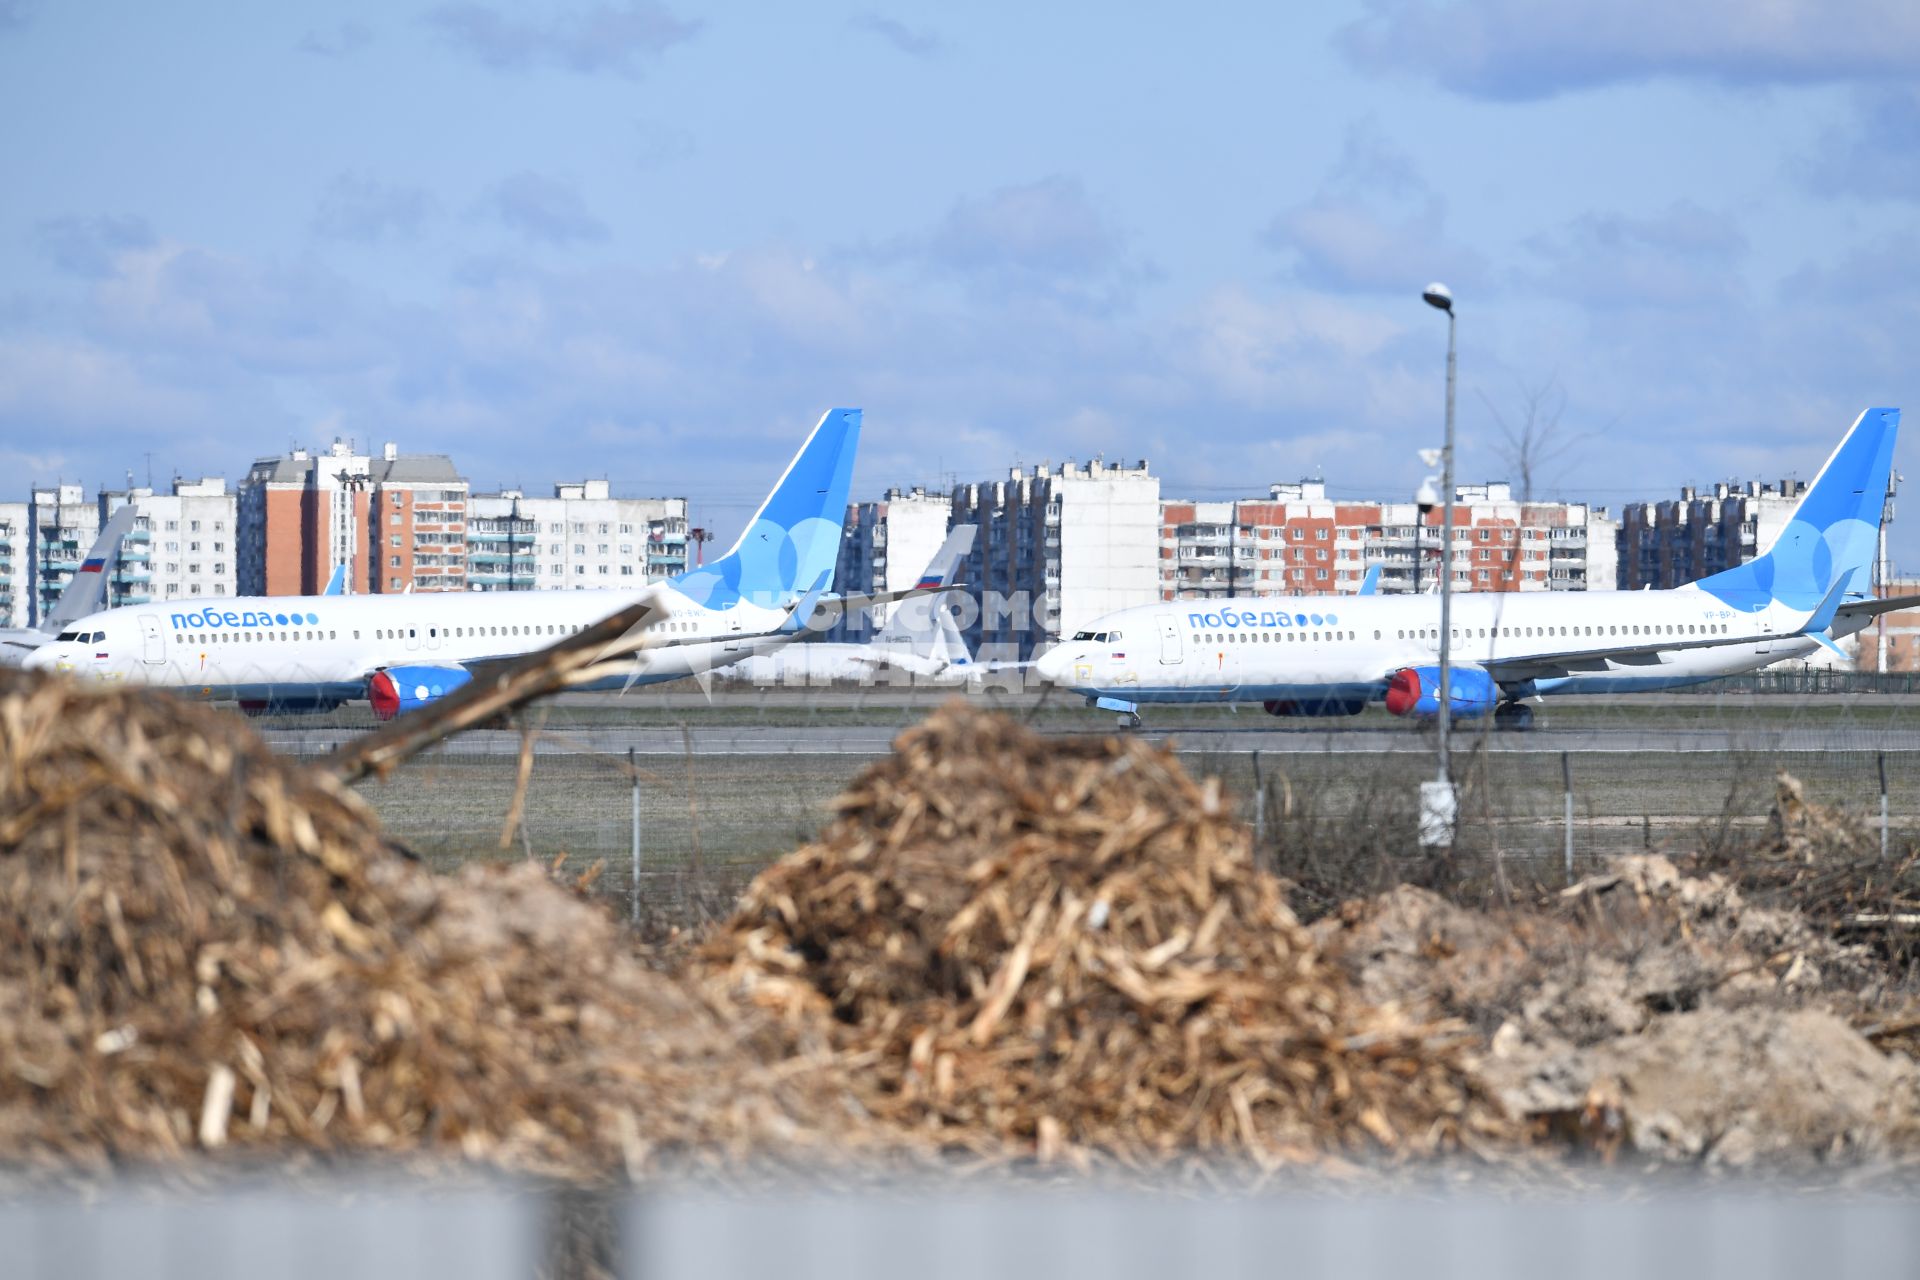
[
  {"x1": 368, "y1": 665, "x2": 473, "y2": 720},
  {"x1": 1383, "y1": 666, "x2": 1498, "y2": 719}
]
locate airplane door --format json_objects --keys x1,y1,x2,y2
[
  {"x1": 405, "y1": 626, "x2": 420, "y2": 653},
  {"x1": 425, "y1": 625, "x2": 442, "y2": 652},
  {"x1": 137, "y1": 614, "x2": 164, "y2": 665},
  {"x1": 1157, "y1": 616, "x2": 1182, "y2": 664},
  {"x1": 1756, "y1": 616, "x2": 1773, "y2": 655}
]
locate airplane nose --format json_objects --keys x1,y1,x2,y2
[{"x1": 1034, "y1": 644, "x2": 1069, "y2": 684}]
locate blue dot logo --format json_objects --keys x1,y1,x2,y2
[
  {"x1": 306, "y1": 612, "x2": 320, "y2": 625},
  {"x1": 1294, "y1": 613, "x2": 1308, "y2": 625},
  {"x1": 274, "y1": 613, "x2": 288, "y2": 625},
  {"x1": 1325, "y1": 613, "x2": 1338, "y2": 626},
  {"x1": 1310, "y1": 613, "x2": 1323, "y2": 625}
]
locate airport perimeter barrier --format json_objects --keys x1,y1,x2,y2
[
  {"x1": 257, "y1": 684, "x2": 1920, "y2": 919},
  {"x1": 2, "y1": 1179, "x2": 1916, "y2": 1280}
]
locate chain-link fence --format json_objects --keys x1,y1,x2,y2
[{"x1": 261, "y1": 686, "x2": 1920, "y2": 921}]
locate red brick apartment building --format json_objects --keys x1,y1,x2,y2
[
  {"x1": 238, "y1": 441, "x2": 468, "y2": 596},
  {"x1": 1159, "y1": 481, "x2": 1616, "y2": 600}
]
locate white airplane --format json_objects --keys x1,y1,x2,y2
[
  {"x1": 1035, "y1": 407, "x2": 1908, "y2": 730},
  {"x1": 721, "y1": 525, "x2": 979, "y2": 686},
  {"x1": 27, "y1": 409, "x2": 930, "y2": 716},
  {"x1": 1, "y1": 506, "x2": 139, "y2": 667}
]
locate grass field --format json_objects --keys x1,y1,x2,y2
[{"x1": 339, "y1": 709, "x2": 1919, "y2": 914}]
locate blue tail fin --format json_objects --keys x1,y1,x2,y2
[
  {"x1": 1699, "y1": 407, "x2": 1898, "y2": 613},
  {"x1": 670, "y1": 409, "x2": 861, "y2": 609}
]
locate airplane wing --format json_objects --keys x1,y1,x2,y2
[
  {"x1": 1456, "y1": 576, "x2": 1854, "y2": 684},
  {"x1": 42, "y1": 505, "x2": 139, "y2": 633},
  {"x1": 1834, "y1": 593, "x2": 1920, "y2": 620}
]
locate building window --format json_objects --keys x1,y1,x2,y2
[{"x1": 390, "y1": 555, "x2": 401, "y2": 567}]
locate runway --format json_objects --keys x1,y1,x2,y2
[{"x1": 265, "y1": 720, "x2": 1920, "y2": 758}]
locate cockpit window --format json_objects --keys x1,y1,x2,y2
[
  {"x1": 90, "y1": 631, "x2": 105, "y2": 643},
  {"x1": 1072, "y1": 630, "x2": 1096, "y2": 641},
  {"x1": 1108, "y1": 631, "x2": 1122, "y2": 642},
  {"x1": 55, "y1": 631, "x2": 78, "y2": 642}
]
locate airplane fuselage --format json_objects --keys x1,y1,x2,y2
[
  {"x1": 1034, "y1": 583, "x2": 1851, "y2": 708},
  {"x1": 25, "y1": 584, "x2": 793, "y2": 704}
]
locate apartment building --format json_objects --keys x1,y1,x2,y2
[
  {"x1": 827, "y1": 487, "x2": 953, "y2": 641},
  {"x1": 1160, "y1": 480, "x2": 1618, "y2": 599},
  {"x1": 239, "y1": 440, "x2": 468, "y2": 596},
  {"x1": 1616, "y1": 479, "x2": 1808, "y2": 590},
  {"x1": 0, "y1": 501, "x2": 27, "y2": 629},
  {"x1": 97, "y1": 478, "x2": 240, "y2": 606},
  {"x1": 26, "y1": 484, "x2": 102, "y2": 627},
  {"x1": 950, "y1": 459, "x2": 1160, "y2": 660},
  {"x1": 466, "y1": 481, "x2": 688, "y2": 590}
]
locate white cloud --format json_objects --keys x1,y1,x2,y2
[{"x1": 1340, "y1": 0, "x2": 1920, "y2": 99}]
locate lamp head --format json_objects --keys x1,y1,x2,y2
[{"x1": 1421, "y1": 282, "x2": 1454, "y2": 313}]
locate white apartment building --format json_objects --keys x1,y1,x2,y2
[
  {"x1": 829, "y1": 487, "x2": 953, "y2": 641},
  {"x1": 466, "y1": 481, "x2": 688, "y2": 591},
  {"x1": 952, "y1": 459, "x2": 1160, "y2": 660},
  {"x1": 27, "y1": 484, "x2": 101, "y2": 627},
  {"x1": 1161, "y1": 480, "x2": 1617, "y2": 599},
  {"x1": 0, "y1": 501, "x2": 27, "y2": 629},
  {"x1": 99, "y1": 478, "x2": 240, "y2": 607}
]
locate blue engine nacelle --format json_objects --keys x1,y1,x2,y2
[
  {"x1": 368, "y1": 665, "x2": 472, "y2": 720},
  {"x1": 1383, "y1": 665, "x2": 1498, "y2": 719},
  {"x1": 1262, "y1": 697, "x2": 1367, "y2": 718}
]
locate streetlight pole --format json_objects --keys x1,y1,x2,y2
[{"x1": 1423, "y1": 283, "x2": 1457, "y2": 785}]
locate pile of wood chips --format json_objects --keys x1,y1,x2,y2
[
  {"x1": 702, "y1": 702, "x2": 1516, "y2": 1170},
  {"x1": 0, "y1": 669, "x2": 864, "y2": 1179}
]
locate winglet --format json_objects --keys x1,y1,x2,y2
[
  {"x1": 1356, "y1": 566, "x2": 1381, "y2": 596},
  {"x1": 323, "y1": 564, "x2": 347, "y2": 596},
  {"x1": 781, "y1": 572, "x2": 834, "y2": 635},
  {"x1": 1799, "y1": 568, "x2": 1855, "y2": 638}
]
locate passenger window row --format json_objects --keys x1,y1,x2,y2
[{"x1": 1395, "y1": 623, "x2": 1732, "y2": 641}]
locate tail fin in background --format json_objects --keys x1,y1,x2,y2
[
  {"x1": 323, "y1": 564, "x2": 347, "y2": 596},
  {"x1": 1354, "y1": 565, "x2": 1382, "y2": 596},
  {"x1": 1698, "y1": 407, "x2": 1898, "y2": 613},
  {"x1": 43, "y1": 505, "x2": 139, "y2": 632},
  {"x1": 670, "y1": 408, "x2": 862, "y2": 610}
]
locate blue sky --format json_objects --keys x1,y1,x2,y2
[{"x1": 4, "y1": 1, "x2": 1919, "y2": 562}]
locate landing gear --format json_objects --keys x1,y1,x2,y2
[
  {"x1": 1493, "y1": 701, "x2": 1535, "y2": 732},
  {"x1": 1091, "y1": 695, "x2": 1143, "y2": 731},
  {"x1": 1118, "y1": 711, "x2": 1143, "y2": 731}
]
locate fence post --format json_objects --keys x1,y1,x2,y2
[
  {"x1": 629, "y1": 746, "x2": 642, "y2": 923},
  {"x1": 1879, "y1": 750, "x2": 1890, "y2": 863},
  {"x1": 1561, "y1": 750, "x2": 1574, "y2": 882},
  {"x1": 1251, "y1": 750, "x2": 1266, "y2": 848}
]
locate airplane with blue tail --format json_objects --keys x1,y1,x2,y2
[
  {"x1": 26, "y1": 410, "x2": 928, "y2": 716},
  {"x1": 1035, "y1": 408, "x2": 1909, "y2": 730}
]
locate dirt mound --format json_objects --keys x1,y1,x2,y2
[
  {"x1": 1316, "y1": 855, "x2": 1918, "y2": 1167},
  {"x1": 1500, "y1": 1008, "x2": 1919, "y2": 1167},
  {"x1": 0, "y1": 670, "x2": 857, "y2": 1178},
  {"x1": 700, "y1": 703, "x2": 1515, "y2": 1169}
]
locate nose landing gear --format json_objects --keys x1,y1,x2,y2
[{"x1": 1091, "y1": 695, "x2": 1144, "y2": 731}]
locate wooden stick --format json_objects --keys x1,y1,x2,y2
[{"x1": 327, "y1": 597, "x2": 660, "y2": 785}]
